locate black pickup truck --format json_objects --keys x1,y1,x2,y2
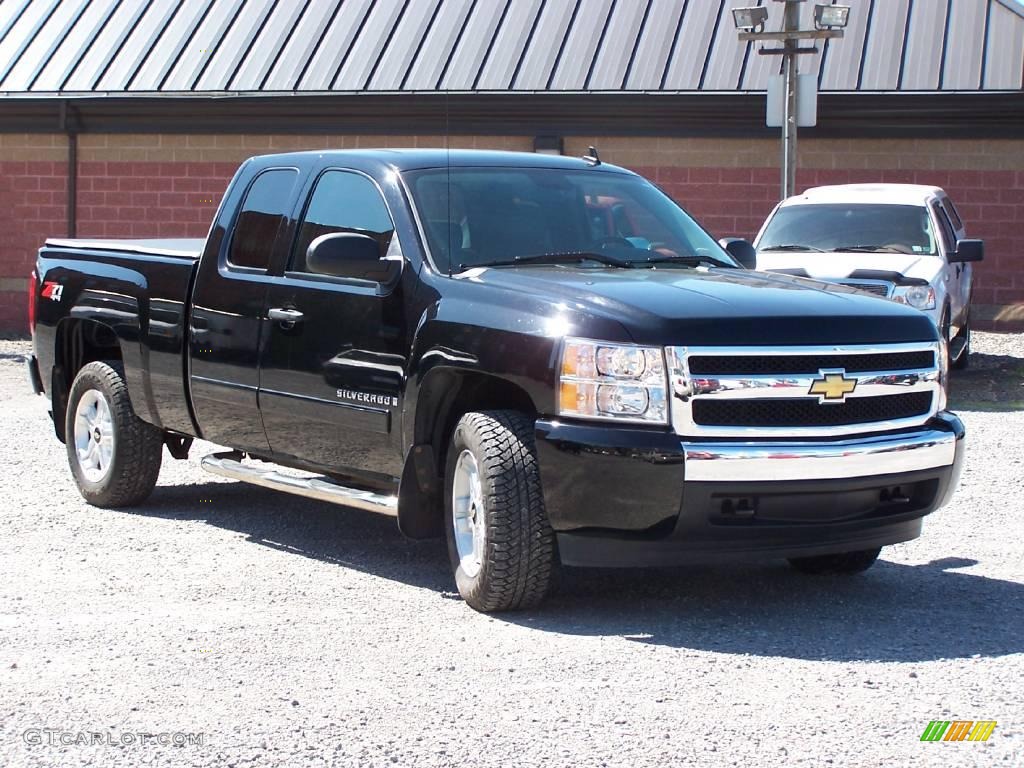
[{"x1": 27, "y1": 149, "x2": 965, "y2": 612}]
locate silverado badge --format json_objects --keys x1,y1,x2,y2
[{"x1": 808, "y1": 370, "x2": 858, "y2": 403}]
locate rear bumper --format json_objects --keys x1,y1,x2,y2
[
  {"x1": 25, "y1": 354, "x2": 43, "y2": 395},
  {"x1": 535, "y1": 412, "x2": 965, "y2": 568}
]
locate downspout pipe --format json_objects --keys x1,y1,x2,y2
[{"x1": 60, "y1": 102, "x2": 78, "y2": 238}]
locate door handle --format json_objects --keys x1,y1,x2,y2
[{"x1": 268, "y1": 307, "x2": 304, "y2": 327}]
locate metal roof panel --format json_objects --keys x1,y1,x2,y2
[
  {"x1": 1, "y1": 0, "x2": 1021, "y2": 96},
  {"x1": 94, "y1": 0, "x2": 180, "y2": 91},
  {"x1": 860, "y1": 0, "x2": 910, "y2": 91},
  {"x1": 401, "y1": 0, "x2": 474, "y2": 90},
  {"x1": 1, "y1": 0, "x2": 86, "y2": 91},
  {"x1": 985, "y1": 1, "x2": 1024, "y2": 88},
  {"x1": 297, "y1": 0, "x2": 374, "y2": 91},
  {"x1": 901, "y1": 0, "x2": 949, "y2": 90},
  {"x1": 623, "y1": 0, "x2": 686, "y2": 90},
  {"x1": 474, "y1": 0, "x2": 542, "y2": 91},
  {"x1": 586, "y1": 0, "x2": 648, "y2": 90},
  {"x1": 228, "y1": 0, "x2": 310, "y2": 91},
  {"x1": 332, "y1": 0, "x2": 406, "y2": 90},
  {"x1": 549, "y1": 0, "x2": 615, "y2": 90},
  {"x1": 369, "y1": 0, "x2": 442, "y2": 90},
  {"x1": 262, "y1": 0, "x2": 341, "y2": 91},
  {"x1": 511, "y1": 0, "x2": 577, "y2": 89}
]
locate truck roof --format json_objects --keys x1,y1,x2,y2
[
  {"x1": 781, "y1": 183, "x2": 945, "y2": 208},
  {"x1": 249, "y1": 148, "x2": 633, "y2": 174}
]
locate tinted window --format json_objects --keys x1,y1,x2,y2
[
  {"x1": 932, "y1": 203, "x2": 956, "y2": 253},
  {"x1": 291, "y1": 170, "x2": 395, "y2": 273},
  {"x1": 941, "y1": 197, "x2": 964, "y2": 232},
  {"x1": 758, "y1": 204, "x2": 937, "y2": 256},
  {"x1": 405, "y1": 167, "x2": 733, "y2": 272},
  {"x1": 228, "y1": 169, "x2": 299, "y2": 270}
]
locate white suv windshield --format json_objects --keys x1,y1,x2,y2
[
  {"x1": 405, "y1": 167, "x2": 736, "y2": 273},
  {"x1": 759, "y1": 204, "x2": 938, "y2": 256}
]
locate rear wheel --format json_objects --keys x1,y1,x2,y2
[
  {"x1": 65, "y1": 361, "x2": 163, "y2": 507},
  {"x1": 444, "y1": 410, "x2": 559, "y2": 612},
  {"x1": 788, "y1": 547, "x2": 881, "y2": 575}
]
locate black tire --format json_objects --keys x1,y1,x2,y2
[
  {"x1": 788, "y1": 547, "x2": 881, "y2": 575},
  {"x1": 444, "y1": 410, "x2": 559, "y2": 612},
  {"x1": 65, "y1": 360, "x2": 163, "y2": 507}
]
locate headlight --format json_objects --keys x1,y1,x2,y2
[
  {"x1": 559, "y1": 338, "x2": 668, "y2": 423},
  {"x1": 892, "y1": 285, "x2": 936, "y2": 310}
]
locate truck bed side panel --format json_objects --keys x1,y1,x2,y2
[{"x1": 35, "y1": 247, "x2": 200, "y2": 436}]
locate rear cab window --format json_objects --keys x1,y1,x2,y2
[{"x1": 227, "y1": 168, "x2": 300, "y2": 271}]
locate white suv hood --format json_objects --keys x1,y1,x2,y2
[{"x1": 756, "y1": 252, "x2": 944, "y2": 283}]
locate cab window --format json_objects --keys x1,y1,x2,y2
[
  {"x1": 290, "y1": 170, "x2": 395, "y2": 273},
  {"x1": 227, "y1": 168, "x2": 299, "y2": 270}
]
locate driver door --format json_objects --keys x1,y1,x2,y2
[{"x1": 258, "y1": 169, "x2": 407, "y2": 481}]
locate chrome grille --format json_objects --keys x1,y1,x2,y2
[
  {"x1": 666, "y1": 343, "x2": 943, "y2": 438},
  {"x1": 839, "y1": 281, "x2": 891, "y2": 297}
]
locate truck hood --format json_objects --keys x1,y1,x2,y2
[
  {"x1": 459, "y1": 265, "x2": 938, "y2": 347},
  {"x1": 755, "y1": 251, "x2": 944, "y2": 284}
]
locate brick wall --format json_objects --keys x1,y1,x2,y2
[{"x1": 2, "y1": 132, "x2": 1022, "y2": 334}]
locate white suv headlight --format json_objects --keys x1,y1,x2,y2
[
  {"x1": 892, "y1": 284, "x2": 936, "y2": 310},
  {"x1": 559, "y1": 338, "x2": 669, "y2": 424}
]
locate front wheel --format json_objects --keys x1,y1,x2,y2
[
  {"x1": 444, "y1": 410, "x2": 559, "y2": 612},
  {"x1": 65, "y1": 361, "x2": 163, "y2": 507},
  {"x1": 788, "y1": 547, "x2": 881, "y2": 575}
]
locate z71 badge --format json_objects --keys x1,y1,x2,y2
[{"x1": 41, "y1": 282, "x2": 64, "y2": 302}]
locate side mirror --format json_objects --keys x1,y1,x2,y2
[
  {"x1": 719, "y1": 237, "x2": 758, "y2": 270},
  {"x1": 306, "y1": 232, "x2": 399, "y2": 282},
  {"x1": 950, "y1": 239, "x2": 984, "y2": 263}
]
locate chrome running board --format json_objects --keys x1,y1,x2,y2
[{"x1": 200, "y1": 451, "x2": 398, "y2": 517}]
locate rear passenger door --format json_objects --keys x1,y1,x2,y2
[
  {"x1": 189, "y1": 166, "x2": 301, "y2": 454},
  {"x1": 258, "y1": 168, "x2": 407, "y2": 482}
]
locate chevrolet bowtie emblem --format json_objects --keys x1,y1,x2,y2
[{"x1": 808, "y1": 370, "x2": 858, "y2": 403}]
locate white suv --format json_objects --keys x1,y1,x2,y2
[{"x1": 752, "y1": 184, "x2": 983, "y2": 369}]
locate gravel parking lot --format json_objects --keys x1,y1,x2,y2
[{"x1": 1, "y1": 333, "x2": 1022, "y2": 767}]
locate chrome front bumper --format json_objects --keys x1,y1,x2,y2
[{"x1": 683, "y1": 424, "x2": 960, "y2": 482}]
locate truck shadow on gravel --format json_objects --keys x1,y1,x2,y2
[
  {"x1": 948, "y1": 352, "x2": 1024, "y2": 412},
  {"x1": 140, "y1": 481, "x2": 1022, "y2": 663}
]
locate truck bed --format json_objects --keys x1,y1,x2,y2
[{"x1": 44, "y1": 238, "x2": 204, "y2": 260}]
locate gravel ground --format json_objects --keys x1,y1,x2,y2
[{"x1": 1, "y1": 334, "x2": 1022, "y2": 768}]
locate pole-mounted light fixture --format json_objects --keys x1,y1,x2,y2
[
  {"x1": 731, "y1": 6, "x2": 769, "y2": 33},
  {"x1": 814, "y1": 4, "x2": 850, "y2": 30}
]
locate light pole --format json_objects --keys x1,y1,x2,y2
[{"x1": 732, "y1": 1, "x2": 850, "y2": 199}]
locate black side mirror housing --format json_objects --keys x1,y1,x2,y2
[
  {"x1": 950, "y1": 238, "x2": 984, "y2": 263},
  {"x1": 719, "y1": 238, "x2": 758, "y2": 270},
  {"x1": 306, "y1": 232, "x2": 400, "y2": 282}
]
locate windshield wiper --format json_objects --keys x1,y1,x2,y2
[
  {"x1": 639, "y1": 254, "x2": 734, "y2": 269},
  {"x1": 458, "y1": 251, "x2": 634, "y2": 271},
  {"x1": 760, "y1": 244, "x2": 825, "y2": 252},
  {"x1": 831, "y1": 245, "x2": 907, "y2": 253}
]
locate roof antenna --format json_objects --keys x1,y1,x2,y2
[{"x1": 583, "y1": 146, "x2": 602, "y2": 166}]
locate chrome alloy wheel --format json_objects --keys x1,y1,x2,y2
[
  {"x1": 73, "y1": 389, "x2": 115, "y2": 483},
  {"x1": 452, "y1": 449, "x2": 486, "y2": 578}
]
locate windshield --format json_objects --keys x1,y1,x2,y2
[
  {"x1": 758, "y1": 204, "x2": 938, "y2": 255},
  {"x1": 404, "y1": 167, "x2": 737, "y2": 272}
]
